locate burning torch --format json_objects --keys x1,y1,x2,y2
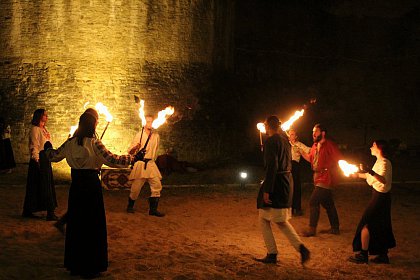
[{"x1": 95, "y1": 102, "x2": 113, "y2": 140}]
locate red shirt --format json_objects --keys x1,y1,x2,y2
[{"x1": 309, "y1": 139, "x2": 341, "y2": 188}]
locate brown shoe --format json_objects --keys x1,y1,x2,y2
[{"x1": 301, "y1": 227, "x2": 316, "y2": 237}]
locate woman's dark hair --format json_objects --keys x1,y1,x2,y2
[
  {"x1": 73, "y1": 109, "x2": 99, "y2": 145},
  {"x1": 31, "y1": 109, "x2": 45, "y2": 126},
  {"x1": 374, "y1": 139, "x2": 391, "y2": 159}
]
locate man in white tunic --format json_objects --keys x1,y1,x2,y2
[{"x1": 126, "y1": 115, "x2": 165, "y2": 217}]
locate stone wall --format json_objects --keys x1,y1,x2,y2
[{"x1": 0, "y1": 0, "x2": 234, "y2": 163}]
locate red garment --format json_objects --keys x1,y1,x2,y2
[{"x1": 309, "y1": 139, "x2": 341, "y2": 188}]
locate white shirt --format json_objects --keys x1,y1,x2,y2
[
  {"x1": 366, "y1": 158, "x2": 392, "y2": 193},
  {"x1": 290, "y1": 141, "x2": 310, "y2": 162},
  {"x1": 128, "y1": 130, "x2": 162, "y2": 180},
  {"x1": 29, "y1": 126, "x2": 51, "y2": 161},
  {"x1": 46, "y1": 137, "x2": 132, "y2": 169}
]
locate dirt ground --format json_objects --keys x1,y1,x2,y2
[{"x1": 0, "y1": 178, "x2": 419, "y2": 280}]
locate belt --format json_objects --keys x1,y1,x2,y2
[
  {"x1": 277, "y1": 170, "x2": 291, "y2": 174},
  {"x1": 313, "y1": 168, "x2": 328, "y2": 173},
  {"x1": 141, "y1": 158, "x2": 152, "y2": 170}
]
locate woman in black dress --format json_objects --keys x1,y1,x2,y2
[
  {"x1": 45, "y1": 109, "x2": 141, "y2": 278},
  {"x1": 22, "y1": 109, "x2": 58, "y2": 220},
  {"x1": 349, "y1": 140, "x2": 396, "y2": 264}
]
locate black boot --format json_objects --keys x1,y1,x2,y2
[
  {"x1": 148, "y1": 197, "x2": 165, "y2": 217},
  {"x1": 46, "y1": 210, "x2": 59, "y2": 221},
  {"x1": 348, "y1": 250, "x2": 368, "y2": 264},
  {"x1": 255, "y1": 253, "x2": 277, "y2": 264},
  {"x1": 127, "y1": 198, "x2": 135, "y2": 213},
  {"x1": 299, "y1": 244, "x2": 311, "y2": 265}
]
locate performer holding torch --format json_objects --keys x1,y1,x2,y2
[
  {"x1": 126, "y1": 115, "x2": 165, "y2": 217},
  {"x1": 288, "y1": 128, "x2": 310, "y2": 216},
  {"x1": 300, "y1": 123, "x2": 342, "y2": 237},
  {"x1": 348, "y1": 140, "x2": 396, "y2": 264},
  {"x1": 44, "y1": 108, "x2": 143, "y2": 278},
  {"x1": 254, "y1": 116, "x2": 310, "y2": 266}
]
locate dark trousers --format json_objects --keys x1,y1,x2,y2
[
  {"x1": 291, "y1": 161, "x2": 302, "y2": 211},
  {"x1": 309, "y1": 186, "x2": 339, "y2": 229}
]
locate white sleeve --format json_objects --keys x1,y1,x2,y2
[{"x1": 29, "y1": 127, "x2": 41, "y2": 161}]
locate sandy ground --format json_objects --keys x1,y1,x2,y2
[{"x1": 0, "y1": 181, "x2": 419, "y2": 280}]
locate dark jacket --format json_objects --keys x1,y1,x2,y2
[{"x1": 257, "y1": 132, "x2": 293, "y2": 209}]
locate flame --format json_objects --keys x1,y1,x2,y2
[
  {"x1": 281, "y1": 109, "x2": 304, "y2": 131},
  {"x1": 138, "y1": 99, "x2": 146, "y2": 127},
  {"x1": 338, "y1": 160, "x2": 359, "y2": 177},
  {"x1": 95, "y1": 102, "x2": 113, "y2": 122},
  {"x1": 257, "y1": 123, "x2": 266, "y2": 134},
  {"x1": 69, "y1": 125, "x2": 78, "y2": 137},
  {"x1": 152, "y1": 106, "x2": 175, "y2": 129}
]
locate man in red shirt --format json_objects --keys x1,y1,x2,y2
[{"x1": 301, "y1": 124, "x2": 341, "y2": 237}]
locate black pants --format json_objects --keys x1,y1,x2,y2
[
  {"x1": 309, "y1": 186, "x2": 339, "y2": 229},
  {"x1": 291, "y1": 161, "x2": 302, "y2": 211}
]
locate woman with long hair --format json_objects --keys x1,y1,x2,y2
[
  {"x1": 45, "y1": 108, "x2": 139, "y2": 278},
  {"x1": 349, "y1": 140, "x2": 396, "y2": 264},
  {"x1": 22, "y1": 108, "x2": 58, "y2": 220}
]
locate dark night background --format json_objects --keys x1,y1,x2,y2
[{"x1": 203, "y1": 0, "x2": 420, "y2": 163}]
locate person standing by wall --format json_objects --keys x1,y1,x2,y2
[
  {"x1": 126, "y1": 115, "x2": 165, "y2": 217},
  {"x1": 255, "y1": 116, "x2": 310, "y2": 265},
  {"x1": 0, "y1": 117, "x2": 16, "y2": 173},
  {"x1": 22, "y1": 109, "x2": 58, "y2": 221},
  {"x1": 288, "y1": 128, "x2": 310, "y2": 216},
  {"x1": 348, "y1": 140, "x2": 396, "y2": 264}
]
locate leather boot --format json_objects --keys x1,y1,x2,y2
[
  {"x1": 299, "y1": 244, "x2": 311, "y2": 265},
  {"x1": 348, "y1": 250, "x2": 368, "y2": 264},
  {"x1": 148, "y1": 197, "x2": 165, "y2": 217},
  {"x1": 127, "y1": 197, "x2": 135, "y2": 213},
  {"x1": 302, "y1": 226, "x2": 316, "y2": 237},
  {"x1": 255, "y1": 253, "x2": 277, "y2": 264}
]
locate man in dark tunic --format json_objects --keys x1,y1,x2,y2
[{"x1": 255, "y1": 116, "x2": 310, "y2": 265}]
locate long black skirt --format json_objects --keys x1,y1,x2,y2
[
  {"x1": 64, "y1": 169, "x2": 108, "y2": 275},
  {"x1": 352, "y1": 188, "x2": 396, "y2": 255},
  {"x1": 22, "y1": 158, "x2": 57, "y2": 213}
]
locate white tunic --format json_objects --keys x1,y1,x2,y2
[
  {"x1": 128, "y1": 130, "x2": 162, "y2": 180},
  {"x1": 366, "y1": 158, "x2": 392, "y2": 193},
  {"x1": 46, "y1": 137, "x2": 132, "y2": 169},
  {"x1": 29, "y1": 126, "x2": 51, "y2": 161},
  {"x1": 290, "y1": 141, "x2": 310, "y2": 162}
]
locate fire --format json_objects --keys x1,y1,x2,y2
[
  {"x1": 281, "y1": 109, "x2": 304, "y2": 131},
  {"x1": 138, "y1": 99, "x2": 174, "y2": 129},
  {"x1": 257, "y1": 123, "x2": 266, "y2": 134},
  {"x1": 95, "y1": 102, "x2": 113, "y2": 122},
  {"x1": 338, "y1": 160, "x2": 359, "y2": 177},
  {"x1": 138, "y1": 99, "x2": 146, "y2": 127},
  {"x1": 152, "y1": 106, "x2": 175, "y2": 129},
  {"x1": 69, "y1": 125, "x2": 78, "y2": 138}
]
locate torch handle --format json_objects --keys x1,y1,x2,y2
[{"x1": 100, "y1": 122, "x2": 110, "y2": 140}]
